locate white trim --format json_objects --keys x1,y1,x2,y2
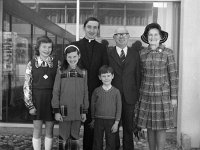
[
  {"x1": 92, "y1": 0, "x2": 181, "y2": 2},
  {"x1": 76, "y1": 0, "x2": 80, "y2": 41},
  {"x1": 0, "y1": 123, "x2": 124, "y2": 130},
  {"x1": 19, "y1": 0, "x2": 181, "y2": 3},
  {"x1": 0, "y1": 123, "x2": 59, "y2": 128},
  {"x1": 0, "y1": 123, "x2": 176, "y2": 133}
]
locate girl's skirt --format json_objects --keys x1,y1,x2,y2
[{"x1": 32, "y1": 89, "x2": 54, "y2": 121}]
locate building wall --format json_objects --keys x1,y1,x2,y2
[
  {"x1": 177, "y1": 0, "x2": 200, "y2": 148},
  {"x1": 0, "y1": 0, "x2": 3, "y2": 120}
]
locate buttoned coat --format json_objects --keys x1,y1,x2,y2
[{"x1": 108, "y1": 47, "x2": 141, "y2": 105}]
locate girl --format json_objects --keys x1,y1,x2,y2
[
  {"x1": 137, "y1": 23, "x2": 178, "y2": 150},
  {"x1": 51, "y1": 45, "x2": 89, "y2": 150},
  {"x1": 23, "y1": 36, "x2": 59, "y2": 150}
]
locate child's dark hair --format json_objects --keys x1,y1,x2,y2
[
  {"x1": 99, "y1": 65, "x2": 114, "y2": 75},
  {"x1": 83, "y1": 17, "x2": 100, "y2": 29},
  {"x1": 35, "y1": 36, "x2": 53, "y2": 56},
  {"x1": 60, "y1": 45, "x2": 81, "y2": 71}
]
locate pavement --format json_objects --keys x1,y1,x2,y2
[{"x1": 0, "y1": 126, "x2": 178, "y2": 150}]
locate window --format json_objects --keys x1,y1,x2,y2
[{"x1": 2, "y1": 15, "x2": 32, "y2": 122}]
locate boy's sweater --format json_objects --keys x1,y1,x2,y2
[{"x1": 91, "y1": 86, "x2": 122, "y2": 121}]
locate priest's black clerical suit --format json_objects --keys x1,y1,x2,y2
[{"x1": 71, "y1": 38, "x2": 108, "y2": 150}]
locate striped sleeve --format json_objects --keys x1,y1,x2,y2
[{"x1": 23, "y1": 61, "x2": 35, "y2": 110}]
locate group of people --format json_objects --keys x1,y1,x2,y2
[{"x1": 23, "y1": 16, "x2": 178, "y2": 150}]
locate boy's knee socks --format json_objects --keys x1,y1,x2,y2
[
  {"x1": 32, "y1": 137, "x2": 41, "y2": 150},
  {"x1": 45, "y1": 137, "x2": 53, "y2": 150}
]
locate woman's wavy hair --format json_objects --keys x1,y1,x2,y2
[{"x1": 35, "y1": 36, "x2": 53, "y2": 56}]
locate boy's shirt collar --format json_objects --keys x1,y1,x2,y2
[{"x1": 102, "y1": 85, "x2": 112, "y2": 91}]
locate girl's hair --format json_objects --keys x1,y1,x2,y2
[
  {"x1": 35, "y1": 36, "x2": 53, "y2": 56},
  {"x1": 60, "y1": 45, "x2": 81, "y2": 71},
  {"x1": 98, "y1": 65, "x2": 114, "y2": 75},
  {"x1": 83, "y1": 17, "x2": 100, "y2": 29}
]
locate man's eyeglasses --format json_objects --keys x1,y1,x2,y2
[{"x1": 114, "y1": 33, "x2": 129, "y2": 37}]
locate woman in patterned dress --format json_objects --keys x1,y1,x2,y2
[
  {"x1": 23, "y1": 36, "x2": 59, "y2": 150},
  {"x1": 137, "y1": 23, "x2": 178, "y2": 150}
]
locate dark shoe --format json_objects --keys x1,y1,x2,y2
[{"x1": 59, "y1": 136, "x2": 65, "y2": 150}]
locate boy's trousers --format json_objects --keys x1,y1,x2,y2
[{"x1": 93, "y1": 118, "x2": 117, "y2": 150}]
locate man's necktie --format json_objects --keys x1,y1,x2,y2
[{"x1": 120, "y1": 49, "x2": 126, "y2": 62}]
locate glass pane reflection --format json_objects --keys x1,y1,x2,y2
[{"x1": 2, "y1": 16, "x2": 32, "y2": 122}]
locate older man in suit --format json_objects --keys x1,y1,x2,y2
[{"x1": 108, "y1": 27, "x2": 141, "y2": 150}]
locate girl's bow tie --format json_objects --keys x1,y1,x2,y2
[{"x1": 35, "y1": 57, "x2": 53, "y2": 68}]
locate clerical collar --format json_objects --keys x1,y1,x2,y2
[{"x1": 84, "y1": 37, "x2": 95, "y2": 43}]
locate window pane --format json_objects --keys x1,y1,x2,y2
[
  {"x1": 39, "y1": 3, "x2": 65, "y2": 24},
  {"x1": 56, "y1": 37, "x2": 64, "y2": 60},
  {"x1": 64, "y1": 39, "x2": 70, "y2": 47},
  {"x1": 32, "y1": 26, "x2": 46, "y2": 56},
  {"x1": 97, "y1": 3, "x2": 124, "y2": 25},
  {"x1": 66, "y1": 3, "x2": 76, "y2": 23},
  {"x1": 80, "y1": 2, "x2": 94, "y2": 24},
  {"x1": 126, "y1": 3, "x2": 153, "y2": 26},
  {"x1": 47, "y1": 32, "x2": 56, "y2": 45},
  {"x1": 3, "y1": 13, "x2": 10, "y2": 32},
  {"x1": 2, "y1": 16, "x2": 32, "y2": 122}
]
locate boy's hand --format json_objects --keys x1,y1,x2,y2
[
  {"x1": 81, "y1": 114, "x2": 86, "y2": 122},
  {"x1": 89, "y1": 119, "x2": 95, "y2": 128},
  {"x1": 111, "y1": 121, "x2": 119, "y2": 133},
  {"x1": 29, "y1": 108, "x2": 37, "y2": 115},
  {"x1": 55, "y1": 113, "x2": 63, "y2": 122}
]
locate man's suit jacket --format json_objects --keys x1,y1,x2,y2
[
  {"x1": 108, "y1": 47, "x2": 141, "y2": 105},
  {"x1": 72, "y1": 38, "x2": 108, "y2": 98}
]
